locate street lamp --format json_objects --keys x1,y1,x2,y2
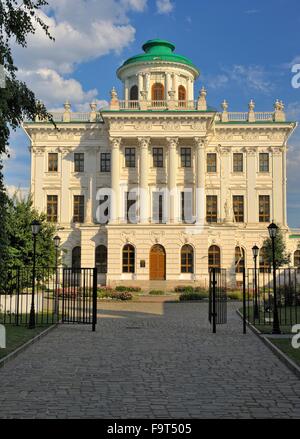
[
  {"x1": 53, "y1": 235, "x2": 61, "y2": 319},
  {"x1": 29, "y1": 219, "x2": 41, "y2": 329},
  {"x1": 252, "y1": 245, "x2": 259, "y2": 320},
  {"x1": 268, "y1": 222, "x2": 281, "y2": 334}
]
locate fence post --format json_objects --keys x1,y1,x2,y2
[
  {"x1": 92, "y1": 268, "x2": 97, "y2": 332},
  {"x1": 242, "y1": 268, "x2": 246, "y2": 334},
  {"x1": 212, "y1": 268, "x2": 217, "y2": 334},
  {"x1": 15, "y1": 267, "x2": 20, "y2": 326}
]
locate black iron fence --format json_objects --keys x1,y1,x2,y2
[
  {"x1": 209, "y1": 268, "x2": 227, "y2": 332},
  {"x1": 245, "y1": 268, "x2": 300, "y2": 331},
  {"x1": 0, "y1": 267, "x2": 97, "y2": 330}
]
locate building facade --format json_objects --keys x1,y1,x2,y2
[{"x1": 23, "y1": 39, "x2": 300, "y2": 289}]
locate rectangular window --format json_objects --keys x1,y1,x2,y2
[
  {"x1": 233, "y1": 196, "x2": 244, "y2": 223},
  {"x1": 206, "y1": 195, "x2": 218, "y2": 223},
  {"x1": 153, "y1": 192, "x2": 165, "y2": 224},
  {"x1": 233, "y1": 153, "x2": 243, "y2": 173},
  {"x1": 47, "y1": 195, "x2": 58, "y2": 222},
  {"x1": 152, "y1": 147, "x2": 164, "y2": 168},
  {"x1": 207, "y1": 153, "x2": 217, "y2": 173},
  {"x1": 181, "y1": 147, "x2": 192, "y2": 168},
  {"x1": 125, "y1": 192, "x2": 137, "y2": 223},
  {"x1": 48, "y1": 153, "x2": 58, "y2": 172},
  {"x1": 181, "y1": 191, "x2": 193, "y2": 223},
  {"x1": 74, "y1": 153, "x2": 84, "y2": 172},
  {"x1": 100, "y1": 153, "x2": 111, "y2": 172},
  {"x1": 125, "y1": 148, "x2": 136, "y2": 168},
  {"x1": 73, "y1": 195, "x2": 85, "y2": 223},
  {"x1": 259, "y1": 153, "x2": 269, "y2": 172},
  {"x1": 259, "y1": 195, "x2": 270, "y2": 223}
]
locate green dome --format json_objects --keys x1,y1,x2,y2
[{"x1": 117, "y1": 39, "x2": 199, "y2": 77}]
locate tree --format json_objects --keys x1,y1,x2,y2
[
  {"x1": 262, "y1": 226, "x2": 291, "y2": 268},
  {"x1": 5, "y1": 193, "x2": 57, "y2": 272},
  {"x1": 0, "y1": 1, "x2": 54, "y2": 263}
]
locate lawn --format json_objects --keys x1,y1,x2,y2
[
  {"x1": 269, "y1": 338, "x2": 300, "y2": 366},
  {"x1": 0, "y1": 323, "x2": 52, "y2": 360}
]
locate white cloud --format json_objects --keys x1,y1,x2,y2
[
  {"x1": 6, "y1": 185, "x2": 29, "y2": 200},
  {"x1": 245, "y1": 9, "x2": 260, "y2": 14},
  {"x1": 156, "y1": 0, "x2": 174, "y2": 14}
]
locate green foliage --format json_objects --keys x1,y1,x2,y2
[
  {"x1": 262, "y1": 226, "x2": 291, "y2": 268},
  {"x1": 179, "y1": 292, "x2": 206, "y2": 301},
  {"x1": 115, "y1": 286, "x2": 141, "y2": 292},
  {"x1": 148, "y1": 290, "x2": 164, "y2": 295},
  {"x1": 227, "y1": 291, "x2": 243, "y2": 301},
  {"x1": 5, "y1": 194, "x2": 57, "y2": 274},
  {"x1": 174, "y1": 285, "x2": 194, "y2": 293},
  {"x1": 97, "y1": 290, "x2": 133, "y2": 301}
]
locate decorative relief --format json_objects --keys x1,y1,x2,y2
[
  {"x1": 162, "y1": 120, "x2": 181, "y2": 131},
  {"x1": 109, "y1": 137, "x2": 122, "y2": 149},
  {"x1": 149, "y1": 231, "x2": 165, "y2": 244},
  {"x1": 166, "y1": 137, "x2": 179, "y2": 148},
  {"x1": 137, "y1": 137, "x2": 151, "y2": 149},
  {"x1": 191, "y1": 120, "x2": 206, "y2": 131},
  {"x1": 121, "y1": 231, "x2": 136, "y2": 243},
  {"x1": 134, "y1": 120, "x2": 153, "y2": 131}
]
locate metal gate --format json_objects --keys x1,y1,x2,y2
[
  {"x1": 61, "y1": 268, "x2": 97, "y2": 330},
  {"x1": 209, "y1": 268, "x2": 227, "y2": 333}
]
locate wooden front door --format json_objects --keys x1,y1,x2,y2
[{"x1": 150, "y1": 245, "x2": 166, "y2": 280}]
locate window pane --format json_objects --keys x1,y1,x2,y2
[
  {"x1": 74, "y1": 153, "x2": 84, "y2": 172},
  {"x1": 181, "y1": 148, "x2": 191, "y2": 167},
  {"x1": 208, "y1": 246, "x2": 220, "y2": 269},
  {"x1": 233, "y1": 195, "x2": 244, "y2": 223},
  {"x1": 73, "y1": 195, "x2": 84, "y2": 223},
  {"x1": 95, "y1": 245, "x2": 107, "y2": 273},
  {"x1": 100, "y1": 153, "x2": 111, "y2": 172},
  {"x1": 206, "y1": 195, "x2": 217, "y2": 223},
  {"x1": 153, "y1": 148, "x2": 163, "y2": 168},
  {"x1": 122, "y1": 245, "x2": 135, "y2": 273},
  {"x1": 47, "y1": 195, "x2": 58, "y2": 222},
  {"x1": 233, "y1": 153, "x2": 243, "y2": 172},
  {"x1": 259, "y1": 195, "x2": 270, "y2": 222},
  {"x1": 181, "y1": 245, "x2": 194, "y2": 273},
  {"x1": 48, "y1": 153, "x2": 58, "y2": 172},
  {"x1": 259, "y1": 153, "x2": 269, "y2": 172},
  {"x1": 207, "y1": 153, "x2": 217, "y2": 172},
  {"x1": 125, "y1": 148, "x2": 136, "y2": 167}
]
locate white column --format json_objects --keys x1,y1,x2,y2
[
  {"x1": 194, "y1": 138, "x2": 205, "y2": 224},
  {"x1": 109, "y1": 137, "x2": 121, "y2": 223},
  {"x1": 124, "y1": 79, "x2": 129, "y2": 101},
  {"x1": 165, "y1": 73, "x2": 171, "y2": 99},
  {"x1": 173, "y1": 74, "x2": 178, "y2": 100},
  {"x1": 145, "y1": 73, "x2": 150, "y2": 100},
  {"x1": 138, "y1": 137, "x2": 151, "y2": 223},
  {"x1": 167, "y1": 137, "x2": 178, "y2": 223},
  {"x1": 272, "y1": 147, "x2": 284, "y2": 224},
  {"x1": 138, "y1": 73, "x2": 143, "y2": 97}
]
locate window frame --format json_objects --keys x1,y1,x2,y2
[
  {"x1": 152, "y1": 147, "x2": 164, "y2": 168},
  {"x1": 259, "y1": 195, "x2": 270, "y2": 223},
  {"x1": 74, "y1": 152, "x2": 84, "y2": 173},
  {"x1": 233, "y1": 153, "x2": 243, "y2": 173},
  {"x1": 48, "y1": 153, "x2": 58, "y2": 172},
  {"x1": 100, "y1": 152, "x2": 111, "y2": 172},
  {"x1": 206, "y1": 195, "x2": 218, "y2": 223},
  {"x1": 180, "y1": 147, "x2": 192, "y2": 168},
  {"x1": 259, "y1": 153, "x2": 270, "y2": 173},
  {"x1": 47, "y1": 195, "x2": 58, "y2": 223},
  {"x1": 208, "y1": 245, "x2": 221, "y2": 270},
  {"x1": 95, "y1": 245, "x2": 107, "y2": 274},
  {"x1": 73, "y1": 195, "x2": 85, "y2": 223},
  {"x1": 122, "y1": 244, "x2": 135, "y2": 273},
  {"x1": 233, "y1": 195, "x2": 244, "y2": 223},
  {"x1": 207, "y1": 153, "x2": 217, "y2": 173},
  {"x1": 181, "y1": 244, "x2": 194, "y2": 273},
  {"x1": 125, "y1": 147, "x2": 136, "y2": 168}
]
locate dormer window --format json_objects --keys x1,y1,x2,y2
[{"x1": 152, "y1": 83, "x2": 164, "y2": 101}]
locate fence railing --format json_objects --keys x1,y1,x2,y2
[
  {"x1": 0, "y1": 267, "x2": 97, "y2": 327},
  {"x1": 245, "y1": 268, "x2": 300, "y2": 331}
]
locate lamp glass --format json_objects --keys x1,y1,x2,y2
[
  {"x1": 268, "y1": 222, "x2": 278, "y2": 239},
  {"x1": 53, "y1": 235, "x2": 61, "y2": 248},
  {"x1": 252, "y1": 245, "x2": 259, "y2": 258},
  {"x1": 31, "y1": 220, "x2": 41, "y2": 236}
]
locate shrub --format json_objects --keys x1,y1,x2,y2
[
  {"x1": 174, "y1": 286, "x2": 194, "y2": 293},
  {"x1": 179, "y1": 292, "x2": 205, "y2": 301},
  {"x1": 149, "y1": 290, "x2": 164, "y2": 295},
  {"x1": 194, "y1": 288, "x2": 209, "y2": 298},
  {"x1": 115, "y1": 286, "x2": 141, "y2": 292},
  {"x1": 227, "y1": 291, "x2": 243, "y2": 301},
  {"x1": 97, "y1": 290, "x2": 133, "y2": 300}
]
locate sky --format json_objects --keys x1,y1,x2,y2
[{"x1": 4, "y1": 0, "x2": 300, "y2": 227}]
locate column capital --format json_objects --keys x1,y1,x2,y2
[
  {"x1": 166, "y1": 137, "x2": 179, "y2": 148},
  {"x1": 109, "y1": 137, "x2": 122, "y2": 149},
  {"x1": 194, "y1": 137, "x2": 206, "y2": 149},
  {"x1": 138, "y1": 137, "x2": 151, "y2": 149}
]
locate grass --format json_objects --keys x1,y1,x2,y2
[
  {"x1": 269, "y1": 338, "x2": 300, "y2": 366},
  {"x1": 0, "y1": 324, "x2": 52, "y2": 360}
]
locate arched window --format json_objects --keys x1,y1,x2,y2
[
  {"x1": 122, "y1": 244, "x2": 135, "y2": 273},
  {"x1": 178, "y1": 85, "x2": 186, "y2": 107},
  {"x1": 151, "y1": 83, "x2": 164, "y2": 101},
  {"x1": 294, "y1": 250, "x2": 300, "y2": 268},
  {"x1": 72, "y1": 246, "x2": 81, "y2": 268},
  {"x1": 181, "y1": 245, "x2": 194, "y2": 273},
  {"x1": 235, "y1": 246, "x2": 245, "y2": 273},
  {"x1": 95, "y1": 245, "x2": 107, "y2": 274},
  {"x1": 259, "y1": 247, "x2": 270, "y2": 273},
  {"x1": 208, "y1": 245, "x2": 221, "y2": 270},
  {"x1": 130, "y1": 85, "x2": 138, "y2": 101}
]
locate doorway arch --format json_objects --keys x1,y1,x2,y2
[{"x1": 149, "y1": 244, "x2": 166, "y2": 280}]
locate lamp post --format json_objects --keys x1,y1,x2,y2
[
  {"x1": 252, "y1": 245, "x2": 259, "y2": 320},
  {"x1": 53, "y1": 235, "x2": 61, "y2": 319},
  {"x1": 29, "y1": 219, "x2": 41, "y2": 329},
  {"x1": 268, "y1": 222, "x2": 281, "y2": 334}
]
